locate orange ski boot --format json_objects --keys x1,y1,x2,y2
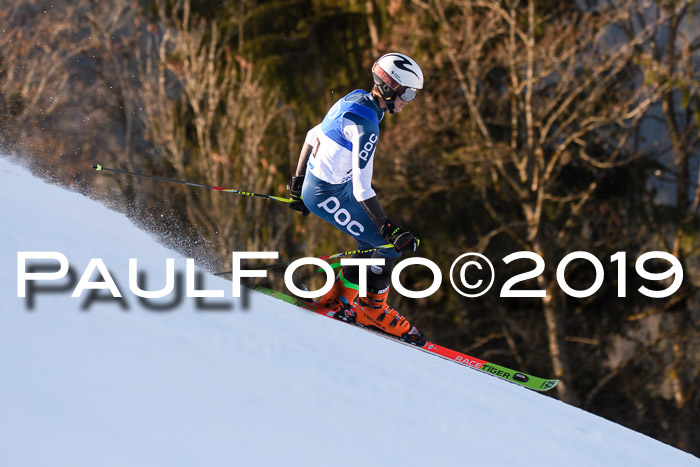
[
  {"x1": 355, "y1": 287, "x2": 426, "y2": 346},
  {"x1": 318, "y1": 271, "x2": 359, "y2": 314}
]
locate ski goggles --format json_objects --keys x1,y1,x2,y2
[
  {"x1": 372, "y1": 63, "x2": 420, "y2": 102},
  {"x1": 397, "y1": 86, "x2": 418, "y2": 102}
]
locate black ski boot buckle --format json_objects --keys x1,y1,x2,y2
[
  {"x1": 402, "y1": 326, "x2": 427, "y2": 347},
  {"x1": 333, "y1": 296, "x2": 357, "y2": 323}
]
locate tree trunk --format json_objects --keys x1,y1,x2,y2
[{"x1": 533, "y1": 241, "x2": 579, "y2": 405}]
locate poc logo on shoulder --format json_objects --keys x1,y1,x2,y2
[
  {"x1": 358, "y1": 133, "x2": 378, "y2": 162},
  {"x1": 317, "y1": 196, "x2": 365, "y2": 236}
]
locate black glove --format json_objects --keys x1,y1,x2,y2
[
  {"x1": 288, "y1": 175, "x2": 309, "y2": 216},
  {"x1": 380, "y1": 219, "x2": 419, "y2": 252}
]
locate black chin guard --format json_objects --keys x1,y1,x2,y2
[{"x1": 373, "y1": 74, "x2": 398, "y2": 113}]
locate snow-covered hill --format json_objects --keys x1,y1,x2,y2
[{"x1": 1, "y1": 156, "x2": 697, "y2": 467}]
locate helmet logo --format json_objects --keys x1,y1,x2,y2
[{"x1": 385, "y1": 53, "x2": 420, "y2": 79}]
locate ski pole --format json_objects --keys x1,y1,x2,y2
[
  {"x1": 213, "y1": 244, "x2": 395, "y2": 276},
  {"x1": 91, "y1": 164, "x2": 292, "y2": 204},
  {"x1": 317, "y1": 244, "x2": 393, "y2": 260}
]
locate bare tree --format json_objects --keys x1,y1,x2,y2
[
  {"x1": 138, "y1": 0, "x2": 289, "y2": 264},
  {"x1": 407, "y1": 0, "x2": 684, "y2": 403},
  {"x1": 0, "y1": 1, "x2": 94, "y2": 162},
  {"x1": 618, "y1": 0, "x2": 700, "y2": 451}
]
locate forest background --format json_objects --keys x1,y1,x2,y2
[{"x1": 1, "y1": 0, "x2": 698, "y2": 456}]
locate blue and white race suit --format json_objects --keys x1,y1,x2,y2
[{"x1": 301, "y1": 90, "x2": 400, "y2": 261}]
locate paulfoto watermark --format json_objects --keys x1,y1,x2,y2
[
  {"x1": 16, "y1": 250, "x2": 683, "y2": 310},
  {"x1": 16, "y1": 252, "x2": 258, "y2": 311},
  {"x1": 284, "y1": 250, "x2": 683, "y2": 299}
]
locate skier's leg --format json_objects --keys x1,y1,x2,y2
[
  {"x1": 302, "y1": 174, "x2": 424, "y2": 343},
  {"x1": 303, "y1": 172, "x2": 392, "y2": 309}
]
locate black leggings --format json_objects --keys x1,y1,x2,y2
[{"x1": 341, "y1": 252, "x2": 399, "y2": 291}]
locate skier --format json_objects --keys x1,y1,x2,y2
[{"x1": 287, "y1": 52, "x2": 426, "y2": 346}]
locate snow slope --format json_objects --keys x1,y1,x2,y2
[{"x1": 0, "y1": 156, "x2": 697, "y2": 467}]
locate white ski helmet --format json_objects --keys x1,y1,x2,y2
[{"x1": 372, "y1": 52, "x2": 424, "y2": 112}]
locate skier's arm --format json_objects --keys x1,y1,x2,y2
[
  {"x1": 288, "y1": 125, "x2": 321, "y2": 216},
  {"x1": 359, "y1": 195, "x2": 419, "y2": 252},
  {"x1": 294, "y1": 125, "x2": 321, "y2": 177},
  {"x1": 344, "y1": 115, "x2": 419, "y2": 252},
  {"x1": 294, "y1": 144, "x2": 313, "y2": 177},
  {"x1": 342, "y1": 115, "x2": 382, "y2": 223},
  {"x1": 358, "y1": 196, "x2": 388, "y2": 226}
]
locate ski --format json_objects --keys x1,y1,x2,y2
[{"x1": 255, "y1": 286, "x2": 559, "y2": 392}]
